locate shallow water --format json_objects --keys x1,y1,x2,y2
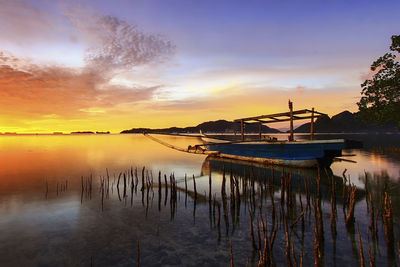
[{"x1": 0, "y1": 134, "x2": 399, "y2": 266}]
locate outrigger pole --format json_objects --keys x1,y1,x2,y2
[{"x1": 143, "y1": 133, "x2": 219, "y2": 155}]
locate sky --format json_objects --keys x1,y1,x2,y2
[{"x1": 0, "y1": 0, "x2": 399, "y2": 133}]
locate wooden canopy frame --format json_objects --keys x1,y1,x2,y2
[{"x1": 233, "y1": 100, "x2": 326, "y2": 141}]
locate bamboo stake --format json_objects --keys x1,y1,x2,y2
[
  {"x1": 357, "y1": 224, "x2": 365, "y2": 267},
  {"x1": 249, "y1": 211, "x2": 257, "y2": 250},
  {"x1": 368, "y1": 193, "x2": 375, "y2": 239},
  {"x1": 284, "y1": 215, "x2": 293, "y2": 267},
  {"x1": 382, "y1": 192, "x2": 394, "y2": 257},
  {"x1": 291, "y1": 241, "x2": 298, "y2": 267},
  {"x1": 346, "y1": 186, "x2": 357, "y2": 227},
  {"x1": 288, "y1": 100, "x2": 294, "y2": 141}
]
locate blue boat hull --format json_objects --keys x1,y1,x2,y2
[{"x1": 203, "y1": 139, "x2": 345, "y2": 168}]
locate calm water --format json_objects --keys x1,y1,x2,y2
[{"x1": 0, "y1": 134, "x2": 399, "y2": 266}]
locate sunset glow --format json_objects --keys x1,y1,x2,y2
[{"x1": 1, "y1": 0, "x2": 399, "y2": 133}]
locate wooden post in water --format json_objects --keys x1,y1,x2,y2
[
  {"x1": 288, "y1": 100, "x2": 294, "y2": 141},
  {"x1": 310, "y1": 107, "x2": 315, "y2": 140},
  {"x1": 258, "y1": 122, "x2": 262, "y2": 140},
  {"x1": 241, "y1": 119, "x2": 244, "y2": 141}
]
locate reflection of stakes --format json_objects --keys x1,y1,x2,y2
[
  {"x1": 209, "y1": 172, "x2": 212, "y2": 203},
  {"x1": 383, "y1": 192, "x2": 394, "y2": 258},
  {"x1": 357, "y1": 224, "x2": 365, "y2": 267},
  {"x1": 256, "y1": 216, "x2": 261, "y2": 251},
  {"x1": 123, "y1": 173, "x2": 127, "y2": 198},
  {"x1": 284, "y1": 214, "x2": 293, "y2": 267},
  {"x1": 290, "y1": 207, "x2": 306, "y2": 228},
  {"x1": 230, "y1": 167, "x2": 234, "y2": 209},
  {"x1": 249, "y1": 211, "x2": 257, "y2": 250},
  {"x1": 131, "y1": 167, "x2": 135, "y2": 189},
  {"x1": 330, "y1": 174, "x2": 337, "y2": 238},
  {"x1": 131, "y1": 173, "x2": 134, "y2": 207},
  {"x1": 368, "y1": 193, "x2": 375, "y2": 239},
  {"x1": 72, "y1": 164, "x2": 386, "y2": 266},
  {"x1": 106, "y1": 169, "x2": 110, "y2": 199},
  {"x1": 158, "y1": 171, "x2": 161, "y2": 211},
  {"x1": 216, "y1": 194, "x2": 221, "y2": 240},
  {"x1": 230, "y1": 239, "x2": 234, "y2": 267},
  {"x1": 134, "y1": 168, "x2": 138, "y2": 193},
  {"x1": 164, "y1": 175, "x2": 168, "y2": 206},
  {"x1": 158, "y1": 171, "x2": 162, "y2": 195},
  {"x1": 193, "y1": 174, "x2": 197, "y2": 200},
  {"x1": 81, "y1": 176, "x2": 84, "y2": 203},
  {"x1": 185, "y1": 174, "x2": 187, "y2": 207},
  {"x1": 137, "y1": 240, "x2": 140, "y2": 267},
  {"x1": 368, "y1": 232, "x2": 376, "y2": 267},
  {"x1": 117, "y1": 173, "x2": 121, "y2": 193},
  {"x1": 141, "y1": 167, "x2": 145, "y2": 192},
  {"x1": 101, "y1": 177, "x2": 104, "y2": 211}
]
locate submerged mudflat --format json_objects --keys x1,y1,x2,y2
[{"x1": 0, "y1": 134, "x2": 399, "y2": 266}]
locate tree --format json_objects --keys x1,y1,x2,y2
[{"x1": 357, "y1": 35, "x2": 400, "y2": 129}]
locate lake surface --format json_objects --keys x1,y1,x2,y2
[{"x1": 0, "y1": 133, "x2": 399, "y2": 266}]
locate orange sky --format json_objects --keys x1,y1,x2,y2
[{"x1": 1, "y1": 1, "x2": 395, "y2": 133}]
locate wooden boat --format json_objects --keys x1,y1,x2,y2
[
  {"x1": 199, "y1": 136, "x2": 345, "y2": 168},
  {"x1": 193, "y1": 101, "x2": 347, "y2": 168},
  {"x1": 145, "y1": 101, "x2": 353, "y2": 168}
]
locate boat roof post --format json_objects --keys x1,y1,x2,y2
[
  {"x1": 240, "y1": 119, "x2": 244, "y2": 141},
  {"x1": 310, "y1": 107, "x2": 315, "y2": 140},
  {"x1": 288, "y1": 100, "x2": 294, "y2": 141},
  {"x1": 259, "y1": 122, "x2": 262, "y2": 140}
]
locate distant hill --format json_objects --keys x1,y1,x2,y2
[
  {"x1": 71, "y1": 131, "x2": 95, "y2": 134},
  {"x1": 121, "y1": 119, "x2": 281, "y2": 134},
  {"x1": 294, "y1": 111, "x2": 398, "y2": 133}
]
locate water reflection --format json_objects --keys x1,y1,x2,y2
[
  {"x1": 0, "y1": 134, "x2": 399, "y2": 266},
  {"x1": 0, "y1": 135, "x2": 206, "y2": 198}
]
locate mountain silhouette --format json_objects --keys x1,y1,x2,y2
[
  {"x1": 121, "y1": 119, "x2": 281, "y2": 134},
  {"x1": 294, "y1": 111, "x2": 398, "y2": 133}
]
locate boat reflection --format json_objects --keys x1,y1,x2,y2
[{"x1": 201, "y1": 155, "x2": 365, "y2": 203}]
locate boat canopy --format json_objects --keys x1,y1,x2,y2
[{"x1": 233, "y1": 100, "x2": 326, "y2": 141}]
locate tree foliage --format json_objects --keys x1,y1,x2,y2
[{"x1": 357, "y1": 35, "x2": 400, "y2": 129}]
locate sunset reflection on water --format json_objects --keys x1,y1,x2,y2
[
  {"x1": 0, "y1": 133, "x2": 399, "y2": 266},
  {"x1": 0, "y1": 134, "x2": 206, "y2": 197}
]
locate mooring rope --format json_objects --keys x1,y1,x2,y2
[
  {"x1": 144, "y1": 133, "x2": 188, "y2": 152},
  {"x1": 143, "y1": 133, "x2": 219, "y2": 155}
]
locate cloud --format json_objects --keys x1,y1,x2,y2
[
  {"x1": 85, "y1": 15, "x2": 175, "y2": 71},
  {"x1": 63, "y1": 5, "x2": 175, "y2": 73},
  {"x1": 0, "y1": 2, "x2": 176, "y2": 131},
  {"x1": 0, "y1": 54, "x2": 159, "y2": 120},
  {"x1": 0, "y1": 1, "x2": 175, "y2": 69}
]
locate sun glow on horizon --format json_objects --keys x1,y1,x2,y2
[{"x1": 1, "y1": 0, "x2": 397, "y2": 133}]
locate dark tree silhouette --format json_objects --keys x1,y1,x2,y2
[{"x1": 357, "y1": 35, "x2": 400, "y2": 128}]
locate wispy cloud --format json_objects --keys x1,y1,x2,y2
[
  {"x1": 63, "y1": 5, "x2": 175, "y2": 73},
  {"x1": 0, "y1": 57, "x2": 159, "y2": 120},
  {"x1": 0, "y1": 2, "x2": 175, "y2": 132}
]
